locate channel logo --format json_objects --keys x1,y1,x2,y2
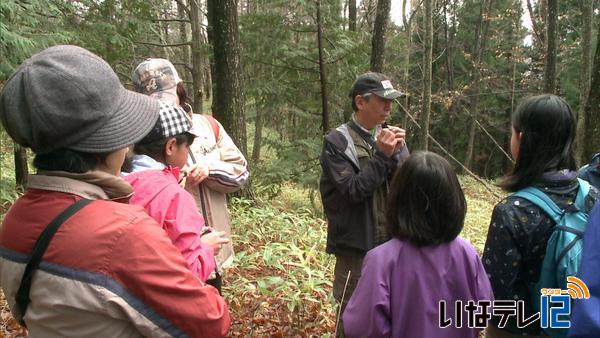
[{"x1": 565, "y1": 276, "x2": 590, "y2": 299}]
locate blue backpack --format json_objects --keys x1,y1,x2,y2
[{"x1": 512, "y1": 178, "x2": 591, "y2": 337}]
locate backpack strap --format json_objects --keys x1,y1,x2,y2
[
  {"x1": 574, "y1": 178, "x2": 591, "y2": 211},
  {"x1": 204, "y1": 115, "x2": 220, "y2": 142},
  {"x1": 512, "y1": 179, "x2": 591, "y2": 238},
  {"x1": 15, "y1": 198, "x2": 93, "y2": 326},
  {"x1": 512, "y1": 187, "x2": 563, "y2": 224}
]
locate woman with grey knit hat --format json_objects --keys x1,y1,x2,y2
[{"x1": 0, "y1": 45, "x2": 230, "y2": 337}]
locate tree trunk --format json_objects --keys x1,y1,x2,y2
[
  {"x1": 544, "y1": 0, "x2": 558, "y2": 93},
  {"x1": 207, "y1": 0, "x2": 247, "y2": 155},
  {"x1": 206, "y1": 0, "x2": 216, "y2": 104},
  {"x1": 252, "y1": 101, "x2": 264, "y2": 163},
  {"x1": 443, "y1": 0, "x2": 456, "y2": 151},
  {"x1": 370, "y1": 0, "x2": 391, "y2": 72},
  {"x1": 203, "y1": 61, "x2": 212, "y2": 102},
  {"x1": 575, "y1": 0, "x2": 593, "y2": 165},
  {"x1": 402, "y1": 0, "x2": 415, "y2": 129},
  {"x1": 178, "y1": 0, "x2": 191, "y2": 82},
  {"x1": 190, "y1": 0, "x2": 204, "y2": 114},
  {"x1": 348, "y1": 0, "x2": 357, "y2": 31},
  {"x1": 14, "y1": 144, "x2": 28, "y2": 189},
  {"x1": 465, "y1": 0, "x2": 493, "y2": 170},
  {"x1": 317, "y1": 0, "x2": 330, "y2": 134},
  {"x1": 526, "y1": 0, "x2": 545, "y2": 46},
  {"x1": 583, "y1": 23, "x2": 600, "y2": 160},
  {"x1": 420, "y1": 0, "x2": 433, "y2": 149}
]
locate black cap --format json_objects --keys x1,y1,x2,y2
[{"x1": 349, "y1": 72, "x2": 405, "y2": 100}]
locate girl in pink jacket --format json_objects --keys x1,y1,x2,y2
[{"x1": 123, "y1": 101, "x2": 229, "y2": 282}]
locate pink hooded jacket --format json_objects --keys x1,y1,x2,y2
[{"x1": 124, "y1": 165, "x2": 216, "y2": 282}]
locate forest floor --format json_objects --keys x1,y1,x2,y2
[{"x1": 0, "y1": 177, "x2": 502, "y2": 337}]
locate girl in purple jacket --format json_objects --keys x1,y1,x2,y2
[{"x1": 343, "y1": 151, "x2": 493, "y2": 338}]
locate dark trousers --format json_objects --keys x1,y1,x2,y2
[{"x1": 333, "y1": 254, "x2": 364, "y2": 337}]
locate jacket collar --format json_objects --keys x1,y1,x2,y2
[
  {"x1": 124, "y1": 154, "x2": 180, "y2": 181},
  {"x1": 350, "y1": 114, "x2": 373, "y2": 135},
  {"x1": 28, "y1": 171, "x2": 133, "y2": 202},
  {"x1": 128, "y1": 154, "x2": 166, "y2": 172}
]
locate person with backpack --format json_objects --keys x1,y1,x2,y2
[
  {"x1": 482, "y1": 94, "x2": 599, "y2": 338},
  {"x1": 343, "y1": 151, "x2": 494, "y2": 338},
  {"x1": 0, "y1": 45, "x2": 230, "y2": 336},
  {"x1": 578, "y1": 153, "x2": 600, "y2": 190},
  {"x1": 122, "y1": 100, "x2": 229, "y2": 282},
  {"x1": 132, "y1": 59, "x2": 249, "y2": 289}
]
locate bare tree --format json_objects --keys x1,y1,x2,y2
[
  {"x1": 207, "y1": 0, "x2": 247, "y2": 155},
  {"x1": 544, "y1": 0, "x2": 558, "y2": 93},
  {"x1": 370, "y1": 0, "x2": 391, "y2": 72},
  {"x1": 465, "y1": 0, "x2": 493, "y2": 170},
  {"x1": 442, "y1": 0, "x2": 458, "y2": 151},
  {"x1": 526, "y1": 0, "x2": 545, "y2": 46},
  {"x1": 317, "y1": 0, "x2": 330, "y2": 133},
  {"x1": 583, "y1": 23, "x2": 600, "y2": 160},
  {"x1": 190, "y1": 0, "x2": 205, "y2": 114},
  {"x1": 349, "y1": 0, "x2": 357, "y2": 31},
  {"x1": 420, "y1": 0, "x2": 433, "y2": 149},
  {"x1": 575, "y1": 0, "x2": 593, "y2": 164}
]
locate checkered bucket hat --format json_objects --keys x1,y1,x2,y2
[{"x1": 139, "y1": 101, "x2": 199, "y2": 144}]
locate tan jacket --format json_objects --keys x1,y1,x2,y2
[{"x1": 186, "y1": 114, "x2": 249, "y2": 269}]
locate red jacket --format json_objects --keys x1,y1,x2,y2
[{"x1": 0, "y1": 172, "x2": 230, "y2": 337}]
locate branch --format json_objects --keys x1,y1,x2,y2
[
  {"x1": 153, "y1": 18, "x2": 191, "y2": 23},
  {"x1": 394, "y1": 99, "x2": 503, "y2": 199},
  {"x1": 170, "y1": 61, "x2": 193, "y2": 73},
  {"x1": 173, "y1": 0, "x2": 191, "y2": 18},
  {"x1": 406, "y1": 0, "x2": 424, "y2": 27},
  {"x1": 246, "y1": 57, "x2": 318, "y2": 73},
  {"x1": 135, "y1": 41, "x2": 192, "y2": 47},
  {"x1": 526, "y1": 0, "x2": 543, "y2": 44},
  {"x1": 289, "y1": 28, "x2": 318, "y2": 33}
]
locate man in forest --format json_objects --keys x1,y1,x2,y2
[{"x1": 319, "y1": 72, "x2": 409, "y2": 335}]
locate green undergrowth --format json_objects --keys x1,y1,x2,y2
[
  {"x1": 225, "y1": 192, "x2": 336, "y2": 336},
  {"x1": 0, "y1": 129, "x2": 20, "y2": 222}
]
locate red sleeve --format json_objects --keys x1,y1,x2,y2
[{"x1": 109, "y1": 213, "x2": 229, "y2": 337}]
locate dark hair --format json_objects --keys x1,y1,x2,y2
[
  {"x1": 176, "y1": 82, "x2": 193, "y2": 114},
  {"x1": 33, "y1": 149, "x2": 109, "y2": 173},
  {"x1": 386, "y1": 151, "x2": 466, "y2": 246},
  {"x1": 130, "y1": 119, "x2": 194, "y2": 166},
  {"x1": 499, "y1": 94, "x2": 576, "y2": 191}
]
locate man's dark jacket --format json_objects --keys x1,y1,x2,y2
[{"x1": 319, "y1": 122, "x2": 408, "y2": 256}]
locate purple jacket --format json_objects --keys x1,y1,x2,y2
[{"x1": 343, "y1": 237, "x2": 493, "y2": 338}]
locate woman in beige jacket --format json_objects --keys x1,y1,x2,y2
[{"x1": 132, "y1": 58, "x2": 250, "y2": 285}]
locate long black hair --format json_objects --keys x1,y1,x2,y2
[
  {"x1": 386, "y1": 151, "x2": 466, "y2": 246},
  {"x1": 499, "y1": 94, "x2": 576, "y2": 192}
]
